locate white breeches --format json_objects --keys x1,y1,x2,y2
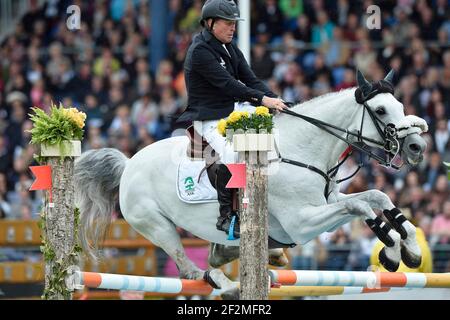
[
  {"x1": 193, "y1": 103, "x2": 256, "y2": 164},
  {"x1": 193, "y1": 120, "x2": 236, "y2": 164}
]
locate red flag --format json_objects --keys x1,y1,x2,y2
[
  {"x1": 29, "y1": 165, "x2": 52, "y2": 190},
  {"x1": 226, "y1": 163, "x2": 246, "y2": 189}
]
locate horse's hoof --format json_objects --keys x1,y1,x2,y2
[
  {"x1": 203, "y1": 270, "x2": 221, "y2": 289},
  {"x1": 379, "y1": 247, "x2": 399, "y2": 272},
  {"x1": 269, "y1": 253, "x2": 289, "y2": 267},
  {"x1": 401, "y1": 245, "x2": 422, "y2": 269},
  {"x1": 220, "y1": 287, "x2": 240, "y2": 300}
]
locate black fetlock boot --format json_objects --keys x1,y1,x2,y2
[{"x1": 214, "y1": 164, "x2": 240, "y2": 239}]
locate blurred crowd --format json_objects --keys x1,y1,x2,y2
[{"x1": 0, "y1": 0, "x2": 449, "y2": 271}]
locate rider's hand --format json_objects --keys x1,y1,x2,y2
[{"x1": 262, "y1": 96, "x2": 288, "y2": 112}]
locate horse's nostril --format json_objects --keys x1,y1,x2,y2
[{"x1": 409, "y1": 143, "x2": 421, "y2": 153}]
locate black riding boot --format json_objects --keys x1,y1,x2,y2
[{"x1": 215, "y1": 164, "x2": 240, "y2": 238}]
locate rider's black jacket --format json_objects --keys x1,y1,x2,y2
[{"x1": 177, "y1": 29, "x2": 277, "y2": 123}]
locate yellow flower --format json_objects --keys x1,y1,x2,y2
[
  {"x1": 228, "y1": 111, "x2": 242, "y2": 123},
  {"x1": 63, "y1": 107, "x2": 86, "y2": 128},
  {"x1": 255, "y1": 106, "x2": 270, "y2": 116},
  {"x1": 228, "y1": 111, "x2": 250, "y2": 123},
  {"x1": 217, "y1": 119, "x2": 227, "y2": 136}
]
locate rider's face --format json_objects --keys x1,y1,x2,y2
[{"x1": 210, "y1": 19, "x2": 236, "y2": 44}]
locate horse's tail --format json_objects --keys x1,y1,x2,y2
[{"x1": 74, "y1": 148, "x2": 128, "y2": 260}]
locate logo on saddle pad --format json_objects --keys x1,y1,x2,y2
[{"x1": 184, "y1": 177, "x2": 196, "y2": 195}]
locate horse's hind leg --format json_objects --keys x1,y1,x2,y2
[
  {"x1": 208, "y1": 243, "x2": 239, "y2": 268},
  {"x1": 130, "y1": 212, "x2": 204, "y2": 280},
  {"x1": 126, "y1": 207, "x2": 239, "y2": 299}
]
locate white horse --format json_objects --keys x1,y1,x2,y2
[{"x1": 74, "y1": 71, "x2": 428, "y2": 299}]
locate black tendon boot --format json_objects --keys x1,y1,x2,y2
[{"x1": 215, "y1": 164, "x2": 240, "y2": 238}]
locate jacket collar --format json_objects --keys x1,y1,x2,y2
[
  {"x1": 201, "y1": 29, "x2": 214, "y2": 42},
  {"x1": 201, "y1": 29, "x2": 231, "y2": 58}
]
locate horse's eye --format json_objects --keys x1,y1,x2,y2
[{"x1": 376, "y1": 107, "x2": 386, "y2": 116}]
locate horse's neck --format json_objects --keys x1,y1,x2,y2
[{"x1": 275, "y1": 88, "x2": 360, "y2": 171}]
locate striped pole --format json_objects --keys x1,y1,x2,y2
[
  {"x1": 269, "y1": 270, "x2": 450, "y2": 289},
  {"x1": 269, "y1": 286, "x2": 414, "y2": 297},
  {"x1": 69, "y1": 271, "x2": 234, "y2": 296},
  {"x1": 67, "y1": 270, "x2": 422, "y2": 298},
  {"x1": 73, "y1": 285, "x2": 416, "y2": 299}
]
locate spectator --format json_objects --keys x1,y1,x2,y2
[
  {"x1": 292, "y1": 14, "x2": 311, "y2": 43},
  {"x1": 434, "y1": 119, "x2": 449, "y2": 155},
  {"x1": 354, "y1": 40, "x2": 377, "y2": 75},
  {"x1": 0, "y1": 173, "x2": 11, "y2": 219},
  {"x1": 251, "y1": 43, "x2": 275, "y2": 80},
  {"x1": 311, "y1": 11, "x2": 335, "y2": 46},
  {"x1": 179, "y1": 0, "x2": 202, "y2": 33},
  {"x1": 150, "y1": 88, "x2": 180, "y2": 141},
  {"x1": 348, "y1": 221, "x2": 377, "y2": 271},
  {"x1": 279, "y1": 0, "x2": 304, "y2": 30},
  {"x1": 320, "y1": 26, "x2": 351, "y2": 68},
  {"x1": 93, "y1": 47, "x2": 121, "y2": 78},
  {"x1": 131, "y1": 93, "x2": 158, "y2": 131},
  {"x1": 392, "y1": 5, "x2": 414, "y2": 44},
  {"x1": 430, "y1": 200, "x2": 450, "y2": 245},
  {"x1": 257, "y1": 0, "x2": 285, "y2": 42}
]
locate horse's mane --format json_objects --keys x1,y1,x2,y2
[{"x1": 290, "y1": 87, "x2": 356, "y2": 112}]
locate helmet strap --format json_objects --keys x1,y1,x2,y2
[{"x1": 205, "y1": 18, "x2": 216, "y2": 32}]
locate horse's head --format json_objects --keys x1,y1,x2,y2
[{"x1": 355, "y1": 70, "x2": 427, "y2": 168}]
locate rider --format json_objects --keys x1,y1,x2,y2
[{"x1": 177, "y1": 0, "x2": 287, "y2": 238}]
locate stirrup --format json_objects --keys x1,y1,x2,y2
[{"x1": 227, "y1": 216, "x2": 238, "y2": 240}]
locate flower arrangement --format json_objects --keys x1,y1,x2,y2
[
  {"x1": 29, "y1": 103, "x2": 86, "y2": 157},
  {"x1": 29, "y1": 103, "x2": 86, "y2": 156},
  {"x1": 217, "y1": 106, "x2": 274, "y2": 139}
]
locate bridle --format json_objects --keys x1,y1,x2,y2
[{"x1": 276, "y1": 82, "x2": 403, "y2": 199}]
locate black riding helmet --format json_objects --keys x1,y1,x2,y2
[{"x1": 200, "y1": 0, "x2": 244, "y2": 27}]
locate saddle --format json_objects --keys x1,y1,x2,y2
[
  {"x1": 185, "y1": 125, "x2": 219, "y2": 164},
  {"x1": 185, "y1": 125, "x2": 238, "y2": 212}
]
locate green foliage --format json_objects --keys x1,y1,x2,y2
[
  {"x1": 218, "y1": 108, "x2": 274, "y2": 141},
  {"x1": 227, "y1": 113, "x2": 274, "y2": 133},
  {"x1": 29, "y1": 105, "x2": 84, "y2": 146}
]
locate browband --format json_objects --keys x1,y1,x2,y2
[{"x1": 355, "y1": 80, "x2": 395, "y2": 104}]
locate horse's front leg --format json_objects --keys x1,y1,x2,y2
[
  {"x1": 337, "y1": 190, "x2": 422, "y2": 269},
  {"x1": 278, "y1": 198, "x2": 401, "y2": 271}
]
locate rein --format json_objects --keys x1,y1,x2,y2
[
  {"x1": 280, "y1": 108, "x2": 398, "y2": 167},
  {"x1": 276, "y1": 92, "x2": 401, "y2": 199}
]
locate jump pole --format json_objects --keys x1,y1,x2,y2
[
  {"x1": 66, "y1": 270, "x2": 418, "y2": 298},
  {"x1": 269, "y1": 270, "x2": 450, "y2": 288}
]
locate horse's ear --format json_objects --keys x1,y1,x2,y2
[
  {"x1": 356, "y1": 70, "x2": 372, "y2": 97},
  {"x1": 384, "y1": 69, "x2": 395, "y2": 84}
]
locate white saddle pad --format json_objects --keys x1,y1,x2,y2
[{"x1": 177, "y1": 157, "x2": 217, "y2": 204}]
